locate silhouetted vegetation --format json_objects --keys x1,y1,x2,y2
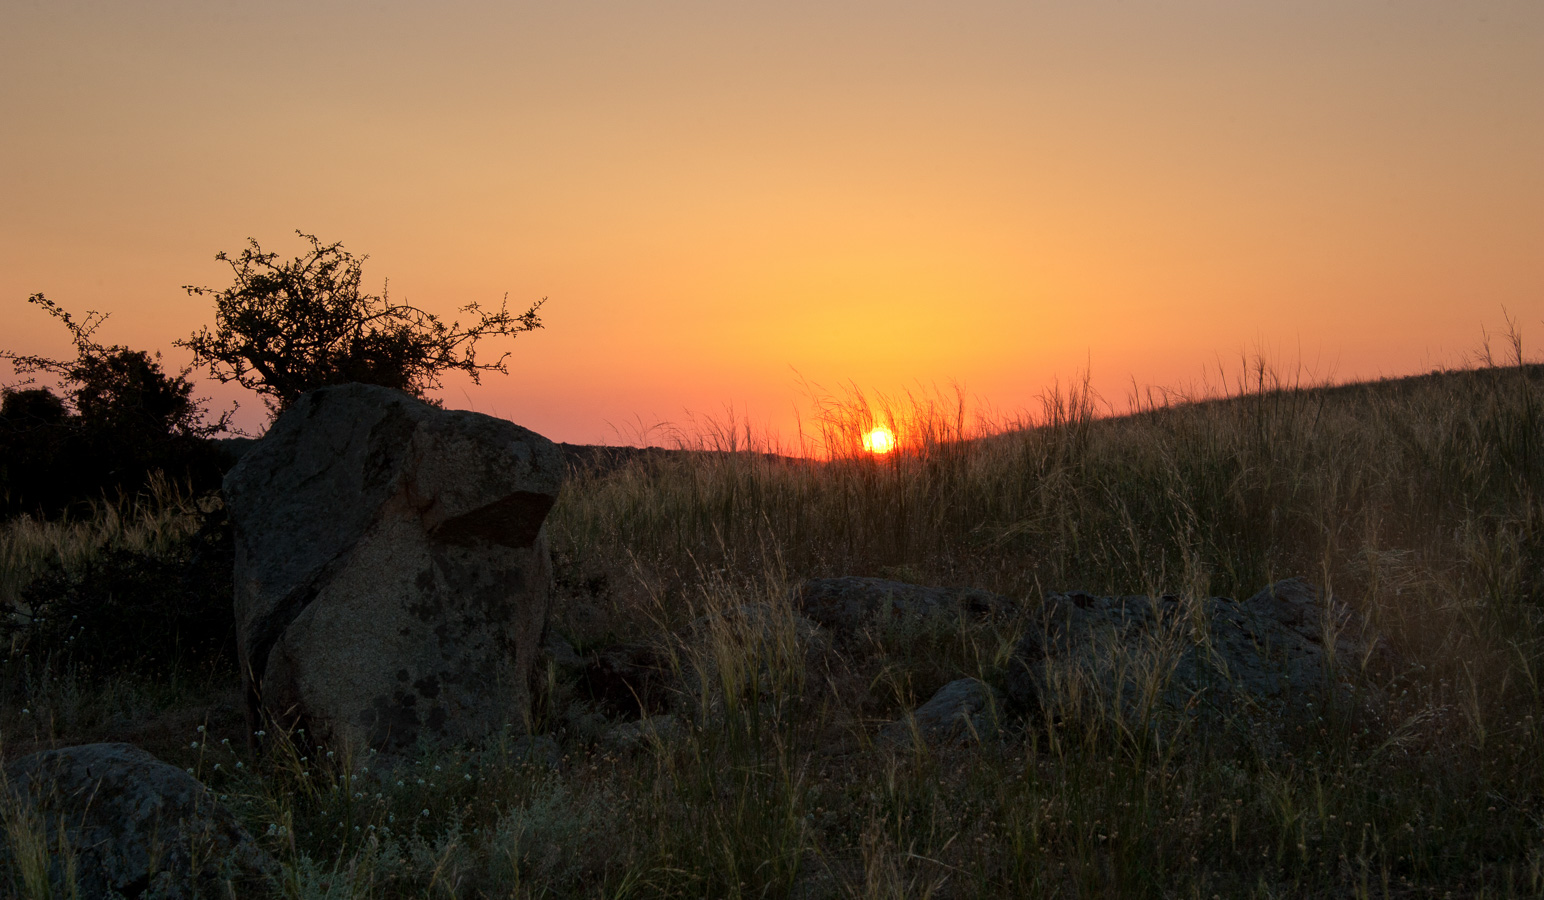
[
  {"x1": 178, "y1": 231, "x2": 545, "y2": 415},
  {"x1": 1, "y1": 295, "x2": 230, "y2": 520},
  {"x1": 0, "y1": 500, "x2": 234, "y2": 680}
]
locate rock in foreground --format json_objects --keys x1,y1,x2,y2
[
  {"x1": 882, "y1": 677, "x2": 1004, "y2": 748},
  {"x1": 225, "y1": 383, "x2": 564, "y2": 751},
  {"x1": 3, "y1": 743, "x2": 275, "y2": 899},
  {"x1": 1005, "y1": 578, "x2": 1377, "y2": 736},
  {"x1": 792, "y1": 577, "x2": 1012, "y2": 637}
]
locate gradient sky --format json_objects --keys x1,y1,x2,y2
[{"x1": 3, "y1": 1, "x2": 1541, "y2": 447}]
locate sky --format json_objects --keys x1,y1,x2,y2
[{"x1": 3, "y1": 1, "x2": 1541, "y2": 449}]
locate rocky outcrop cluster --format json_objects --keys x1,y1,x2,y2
[
  {"x1": 786, "y1": 576, "x2": 1378, "y2": 747},
  {"x1": 1003, "y1": 577, "x2": 1374, "y2": 735}
]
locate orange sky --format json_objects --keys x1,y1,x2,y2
[{"x1": 3, "y1": 2, "x2": 1541, "y2": 448}]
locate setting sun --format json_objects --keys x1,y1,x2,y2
[{"x1": 862, "y1": 426, "x2": 896, "y2": 455}]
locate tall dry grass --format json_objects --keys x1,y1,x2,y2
[
  {"x1": 537, "y1": 351, "x2": 1544, "y2": 896},
  {"x1": 5, "y1": 349, "x2": 1544, "y2": 897},
  {"x1": 0, "y1": 475, "x2": 222, "y2": 757},
  {"x1": 0, "y1": 473, "x2": 208, "y2": 612},
  {"x1": 557, "y1": 355, "x2": 1544, "y2": 619}
]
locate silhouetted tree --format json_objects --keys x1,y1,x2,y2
[
  {"x1": 0, "y1": 294, "x2": 228, "y2": 517},
  {"x1": 1, "y1": 388, "x2": 67, "y2": 426},
  {"x1": 177, "y1": 231, "x2": 545, "y2": 414},
  {"x1": 3, "y1": 294, "x2": 225, "y2": 439}
]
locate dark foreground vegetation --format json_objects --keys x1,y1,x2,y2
[{"x1": 5, "y1": 354, "x2": 1544, "y2": 898}]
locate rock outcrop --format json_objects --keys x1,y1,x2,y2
[
  {"x1": 3, "y1": 743, "x2": 275, "y2": 899},
  {"x1": 224, "y1": 383, "x2": 564, "y2": 751},
  {"x1": 1005, "y1": 578, "x2": 1376, "y2": 737},
  {"x1": 792, "y1": 577, "x2": 1012, "y2": 638}
]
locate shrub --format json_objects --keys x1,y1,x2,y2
[
  {"x1": 178, "y1": 231, "x2": 545, "y2": 414},
  {"x1": 1, "y1": 295, "x2": 230, "y2": 519},
  {"x1": 0, "y1": 502, "x2": 235, "y2": 677}
]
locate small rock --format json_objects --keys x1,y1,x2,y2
[
  {"x1": 792, "y1": 577, "x2": 1013, "y2": 637},
  {"x1": 602, "y1": 714, "x2": 682, "y2": 752},
  {"x1": 1005, "y1": 578, "x2": 1377, "y2": 737},
  {"x1": 583, "y1": 643, "x2": 673, "y2": 719},
  {"x1": 882, "y1": 678, "x2": 1003, "y2": 748},
  {"x1": 3, "y1": 743, "x2": 276, "y2": 899}
]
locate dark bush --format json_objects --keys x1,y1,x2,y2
[
  {"x1": 1, "y1": 295, "x2": 232, "y2": 519},
  {"x1": 0, "y1": 387, "x2": 229, "y2": 520},
  {"x1": 1, "y1": 387, "x2": 67, "y2": 424},
  {"x1": 1, "y1": 504, "x2": 236, "y2": 678}
]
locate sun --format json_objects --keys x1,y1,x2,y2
[{"x1": 862, "y1": 425, "x2": 896, "y2": 455}]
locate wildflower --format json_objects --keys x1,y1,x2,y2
[
  {"x1": 190, "y1": 742, "x2": 199, "y2": 749},
  {"x1": 421, "y1": 809, "x2": 430, "y2": 817},
  {"x1": 197, "y1": 725, "x2": 206, "y2": 733}
]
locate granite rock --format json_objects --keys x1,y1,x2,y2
[
  {"x1": 3, "y1": 743, "x2": 275, "y2": 899},
  {"x1": 224, "y1": 383, "x2": 564, "y2": 751}
]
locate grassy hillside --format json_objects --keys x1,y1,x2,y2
[{"x1": 5, "y1": 358, "x2": 1544, "y2": 898}]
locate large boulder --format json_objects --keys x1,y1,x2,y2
[
  {"x1": 1005, "y1": 578, "x2": 1378, "y2": 738},
  {"x1": 3, "y1": 742, "x2": 275, "y2": 898},
  {"x1": 224, "y1": 383, "x2": 564, "y2": 751}
]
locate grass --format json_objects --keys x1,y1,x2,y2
[
  {"x1": 0, "y1": 472, "x2": 208, "y2": 614},
  {"x1": 6, "y1": 345, "x2": 1544, "y2": 897}
]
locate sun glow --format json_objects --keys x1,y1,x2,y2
[{"x1": 862, "y1": 426, "x2": 897, "y2": 455}]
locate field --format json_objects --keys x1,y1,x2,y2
[{"x1": 5, "y1": 352, "x2": 1544, "y2": 898}]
